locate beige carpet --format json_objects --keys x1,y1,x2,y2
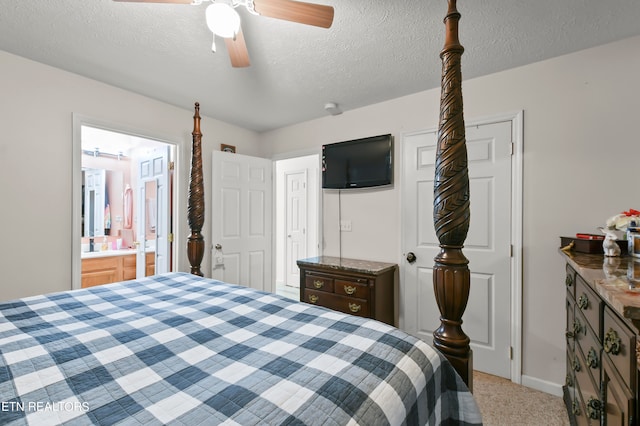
[{"x1": 473, "y1": 371, "x2": 570, "y2": 426}]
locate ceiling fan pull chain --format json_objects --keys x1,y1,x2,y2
[{"x1": 211, "y1": 34, "x2": 217, "y2": 53}]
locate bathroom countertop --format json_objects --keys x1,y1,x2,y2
[{"x1": 81, "y1": 249, "x2": 154, "y2": 259}]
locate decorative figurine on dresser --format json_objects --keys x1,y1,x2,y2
[
  {"x1": 561, "y1": 209, "x2": 640, "y2": 425},
  {"x1": 297, "y1": 256, "x2": 397, "y2": 326}
]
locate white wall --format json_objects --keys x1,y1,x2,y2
[
  {"x1": 0, "y1": 50, "x2": 261, "y2": 300},
  {"x1": 260, "y1": 35, "x2": 640, "y2": 388}
]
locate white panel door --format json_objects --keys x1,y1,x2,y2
[
  {"x1": 212, "y1": 151, "x2": 272, "y2": 291},
  {"x1": 136, "y1": 146, "x2": 170, "y2": 278},
  {"x1": 285, "y1": 170, "x2": 307, "y2": 287},
  {"x1": 402, "y1": 120, "x2": 512, "y2": 378}
]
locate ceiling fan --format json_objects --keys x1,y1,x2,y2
[{"x1": 113, "y1": 0, "x2": 334, "y2": 68}]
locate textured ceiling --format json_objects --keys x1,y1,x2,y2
[{"x1": 1, "y1": 0, "x2": 640, "y2": 132}]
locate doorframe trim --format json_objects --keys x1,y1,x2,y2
[
  {"x1": 270, "y1": 150, "x2": 323, "y2": 291},
  {"x1": 72, "y1": 114, "x2": 180, "y2": 290},
  {"x1": 400, "y1": 110, "x2": 524, "y2": 384},
  {"x1": 281, "y1": 168, "x2": 309, "y2": 289},
  {"x1": 465, "y1": 110, "x2": 524, "y2": 384}
]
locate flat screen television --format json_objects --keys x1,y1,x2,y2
[{"x1": 322, "y1": 134, "x2": 393, "y2": 189}]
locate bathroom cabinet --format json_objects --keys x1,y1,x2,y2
[{"x1": 81, "y1": 252, "x2": 155, "y2": 288}]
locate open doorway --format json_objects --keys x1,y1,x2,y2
[
  {"x1": 274, "y1": 154, "x2": 320, "y2": 300},
  {"x1": 72, "y1": 118, "x2": 176, "y2": 289}
]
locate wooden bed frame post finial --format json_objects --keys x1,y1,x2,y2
[
  {"x1": 187, "y1": 102, "x2": 205, "y2": 276},
  {"x1": 432, "y1": 0, "x2": 473, "y2": 390}
]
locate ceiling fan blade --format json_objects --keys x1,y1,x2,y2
[
  {"x1": 112, "y1": 0, "x2": 193, "y2": 3},
  {"x1": 253, "y1": 0, "x2": 334, "y2": 28},
  {"x1": 225, "y1": 29, "x2": 250, "y2": 68}
]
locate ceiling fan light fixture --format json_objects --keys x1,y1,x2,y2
[{"x1": 206, "y1": 3, "x2": 241, "y2": 38}]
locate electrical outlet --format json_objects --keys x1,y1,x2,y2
[{"x1": 340, "y1": 220, "x2": 352, "y2": 232}]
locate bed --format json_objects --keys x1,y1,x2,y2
[
  {"x1": 1, "y1": 1, "x2": 479, "y2": 424},
  {"x1": 0, "y1": 273, "x2": 480, "y2": 425}
]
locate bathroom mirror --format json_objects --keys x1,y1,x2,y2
[
  {"x1": 81, "y1": 164, "x2": 126, "y2": 245},
  {"x1": 82, "y1": 168, "x2": 105, "y2": 238}
]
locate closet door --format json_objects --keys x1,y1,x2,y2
[
  {"x1": 402, "y1": 119, "x2": 513, "y2": 379},
  {"x1": 211, "y1": 151, "x2": 272, "y2": 291}
]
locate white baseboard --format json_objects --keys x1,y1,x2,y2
[
  {"x1": 521, "y1": 374, "x2": 564, "y2": 397},
  {"x1": 275, "y1": 283, "x2": 299, "y2": 301}
]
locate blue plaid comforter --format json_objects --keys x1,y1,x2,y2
[{"x1": 0, "y1": 273, "x2": 481, "y2": 425}]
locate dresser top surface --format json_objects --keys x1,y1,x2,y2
[
  {"x1": 561, "y1": 251, "x2": 640, "y2": 322},
  {"x1": 296, "y1": 256, "x2": 397, "y2": 275}
]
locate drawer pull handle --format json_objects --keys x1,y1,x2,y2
[
  {"x1": 313, "y1": 280, "x2": 324, "y2": 289},
  {"x1": 309, "y1": 294, "x2": 319, "y2": 304},
  {"x1": 565, "y1": 374, "x2": 573, "y2": 387},
  {"x1": 604, "y1": 328, "x2": 621, "y2": 355},
  {"x1": 344, "y1": 285, "x2": 356, "y2": 295},
  {"x1": 586, "y1": 397, "x2": 601, "y2": 420},
  {"x1": 565, "y1": 330, "x2": 574, "y2": 339},
  {"x1": 348, "y1": 303, "x2": 361, "y2": 313},
  {"x1": 565, "y1": 275, "x2": 574, "y2": 288},
  {"x1": 578, "y1": 294, "x2": 589, "y2": 310},
  {"x1": 572, "y1": 398, "x2": 581, "y2": 416},
  {"x1": 586, "y1": 347, "x2": 599, "y2": 369},
  {"x1": 573, "y1": 356, "x2": 581, "y2": 372},
  {"x1": 573, "y1": 318, "x2": 582, "y2": 336}
]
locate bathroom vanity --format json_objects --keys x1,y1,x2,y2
[{"x1": 81, "y1": 250, "x2": 155, "y2": 288}]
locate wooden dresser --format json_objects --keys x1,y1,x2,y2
[
  {"x1": 562, "y1": 251, "x2": 640, "y2": 425},
  {"x1": 297, "y1": 256, "x2": 397, "y2": 326}
]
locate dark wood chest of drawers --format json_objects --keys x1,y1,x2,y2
[
  {"x1": 297, "y1": 256, "x2": 397, "y2": 326},
  {"x1": 564, "y1": 254, "x2": 639, "y2": 425}
]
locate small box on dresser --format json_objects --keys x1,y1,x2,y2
[{"x1": 297, "y1": 256, "x2": 397, "y2": 326}]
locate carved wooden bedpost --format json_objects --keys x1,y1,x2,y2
[
  {"x1": 432, "y1": 0, "x2": 473, "y2": 389},
  {"x1": 187, "y1": 102, "x2": 205, "y2": 276}
]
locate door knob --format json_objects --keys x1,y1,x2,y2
[{"x1": 406, "y1": 252, "x2": 417, "y2": 263}]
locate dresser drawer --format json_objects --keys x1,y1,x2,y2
[
  {"x1": 575, "y1": 275, "x2": 603, "y2": 340},
  {"x1": 575, "y1": 314, "x2": 602, "y2": 388},
  {"x1": 304, "y1": 289, "x2": 370, "y2": 318},
  {"x1": 566, "y1": 264, "x2": 577, "y2": 299},
  {"x1": 603, "y1": 355, "x2": 635, "y2": 426},
  {"x1": 575, "y1": 346, "x2": 603, "y2": 424},
  {"x1": 334, "y1": 279, "x2": 369, "y2": 298},
  {"x1": 566, "y1": 348, "x2": 577, "y2": 399},
  {"x1": 305, "y1": 273, "x2": 335, "y2": 293},
  {"x1": 567, "y1": 298, "x2": 576, "y2": 351},
  {"x1": 566, "y1": 350, "x2": 586, "y2": 425},
  {"x1": 603, "y1": 306, "x2": 637, "y2": 392}
]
